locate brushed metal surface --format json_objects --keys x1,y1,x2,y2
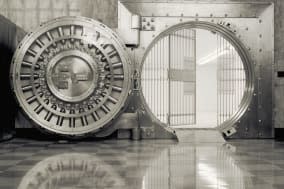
[
  {"x1": 118, "y1": 1, "x2": 274, "y2": 138},
  {"x1": 11, "y1": 16, "x2": 132, "y2": 137},
  {"x1": 46, "y1": 50, "x2": 98, "y2": 102}
]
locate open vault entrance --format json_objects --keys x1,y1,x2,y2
[
  {"x1": 141, "y1": 22, "x2": 254, "y2": 132},
  {"x1": 195, "y1": 29, "x2": 246, "y2": 128}
]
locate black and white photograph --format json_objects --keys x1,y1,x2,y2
[{"x1": 0, "y1": 0, "x2": 282, "y2": 188}]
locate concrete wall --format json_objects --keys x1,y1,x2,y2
[
  {"x1": 274, "y1": 0, "x2": 284, "y2": 129},
  {"x1": 0, "y1": 0, "x2": 117, "y2": 31}
]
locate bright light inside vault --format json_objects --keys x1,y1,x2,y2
[{"x1": 141, "y1": 28, "x2": 246, "y2": 128}]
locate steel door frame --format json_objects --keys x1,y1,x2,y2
[
  {"x1": 118, "y1": 1, "x2": 273, "y2": 138},
  {"x1": 138, "y1": 21, "x2": 255, "y2": 135}
]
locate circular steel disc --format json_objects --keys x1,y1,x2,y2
[{"x1": 11, "y1": 16, "x2": 132, "y2": 136}]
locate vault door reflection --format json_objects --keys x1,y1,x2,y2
[
  {"x1": 141, "y1": 27, "x2": 246, "y2": 128},
  {"x1": 17, "y1": 153, "x2": 125, "y2": 189}
]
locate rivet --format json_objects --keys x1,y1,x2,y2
[
  {"x1": 246, "y1": 27, "x2": 248, "y2": 31},
  {"x1": 259, "y1": 49, "x2": 262, "y2": 52},
  {"x1": 259, "y1": 19, "x2": 262, "y2": 23},
  {"x1": 210, "y1": 14, "x2": 213, "y2": 17},
  {"x1": 180, "y1": 18, "x2": 183, "y2": 22},
  {"x1": 211, "y1": 19, "x2": 214, "y2": 22},
  {"x1": 259, "y1": 34, "x2": 262, "y2": 38},
  {"x1": 181, "y1": 13, "x2": 184, "y2": 17},
  {"x1": 225, "y1": 14, "x2": 228, "y2": 17},
  {"x1": 195, "y1": 13, "x2": 198, "y2": 17}
]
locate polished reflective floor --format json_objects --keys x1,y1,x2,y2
[{"x1": 0, "y1": 139, "x2": 284, "y2": 189}]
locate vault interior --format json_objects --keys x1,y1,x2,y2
[{"x1": 141, "y1": 26, "x2": 248, "y2": 130}]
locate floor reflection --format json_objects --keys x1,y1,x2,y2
[
  {"x1": 142, "y1": 143, "x2": 247, "y2": 189},
  {"x1": 0, "y1": 139, "x2": 283, "y2": 189},
  {"x1": 17, "y1": 153, "x2": 124, "y2": 189}
]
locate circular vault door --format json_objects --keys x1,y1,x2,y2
[{"x1": 11, "y1": 17, "x2": 132, "y2": 136}]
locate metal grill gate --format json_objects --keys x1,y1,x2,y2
[
  {"x1": 142, "y1": 29, "x2": 196, "y2": 126},
  {"x1": 216, "y1": 35, "x2": 246, "y2": 126},
  {"x1": 141, "y1": 28, "x2": 246, "y2": 128}
]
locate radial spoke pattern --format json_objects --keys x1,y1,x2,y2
[{"x1": 11, "y1": 17, "x2": 131, "y2": 136}]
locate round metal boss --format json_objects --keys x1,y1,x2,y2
[{"x1": 11, "y1": 17, "x2": 132, "y2": 136}]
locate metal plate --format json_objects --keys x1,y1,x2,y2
[
  {"x1": 118, "y1": 1, "x2": 273, "y2": 138},
  {"x1": 10, "y1": 16, "x2": 132, "y2": 137}
]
